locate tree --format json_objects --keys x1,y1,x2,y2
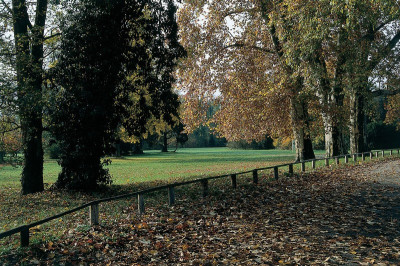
[
  {"x1": 0, "y1": 0, "x2": 63, "y2": 194},
  {"x1": 160, "y1": 120, "x2": 188, "y2": 152},
  {"x1": 50, "y1": 0, "x2": 185, "y2": 190},
  {"x1": 178, "y1": 0, "x2": 315, "y2": 161},
  {"x1": 278, "y1": 0, "x2": 400, "y2": 155},
  {"x1": 10, "y1": 0, "x2": 48, "y2": 194}
]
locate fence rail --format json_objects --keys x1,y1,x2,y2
[{"x1": 1, "y1": 148, "x2": 398, "y2": 247}]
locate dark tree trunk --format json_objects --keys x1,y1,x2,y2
[
  {"x1": 12, "y1": 0, "x2": 47, "y2": 194},
  {"x1": 20, "y1": 117, "x2": 44, "y2": 194},
  {"x1": 291, "y1": 94, "x2": 315, "y2": 162},
  {"x1": 0, "y1": 151, "x2": 4, "y2": 163},
  {"x1": 161, "y1": 132, "x2": 168, "y2": 152},
  {"x1": 115, "y1": 143, "x2": 121, "y2": 157}
]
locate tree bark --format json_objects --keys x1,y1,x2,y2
[
  {"x1": 313, "y1": 45, "x2": 346, "y2": 158},
  {"x1": 13, "y1": 0, "x2": 47, "y2": 194},
  {"x1": 291, "y1": 94, "x2": 315, "y2": 162},
  {"x1": 349, "y1": 89, "x2": 367, "y2": 154}
]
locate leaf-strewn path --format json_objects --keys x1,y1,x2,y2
[{"x1": 3, "y1": 159, "x2": 400, "y2": 265}]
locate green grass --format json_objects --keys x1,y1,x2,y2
[{"x1": 0, "y1": 147, "x2": 320, "y2": 187}]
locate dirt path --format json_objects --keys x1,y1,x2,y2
[
  {"x1": 2, "y1": 158, "x2": 400, "y2": 265},
  {"x1": 367, "y1": 159, "x2": 400, "y2": 186}
]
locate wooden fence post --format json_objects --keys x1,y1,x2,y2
[
  {"x1": 20, "y1": 226, "x2": 29, "y2": 247},
  {"x1": 353, "y1": 154, "x2": 357, "y2": 162},
  {"x1": 362, "y1": 153, "x2": 365, "y2": 161},
  {"x1": 345, "y1": 155, "x2": 349, "y2": 163},
  {"x1": 288, "y1": 164, "x2": 293, "y2": 176},
  {"x1": 370, "y1": 152, "x2": 373, "y2": 160},
  {"x1": 382, "y1": 150, "x2": 385, "y2": 157},
  {"x1": 325, "y1": 158, "x2": 329, "y2": 166},
  {"x1": 390, "y1": 150, "x2": 393, "y2": 156},
  {"x1": 397, "y1": 149, "x2": 399, "y2": 154},
  {"x1": 231, "y1": 174, "x2": 237, "y2": 189},
  {"x1": 253, "y1": 170, "x2": 258, "y2": 184},
  {"x1": 301, "y1": 162, "x2": 306, "y2": 172},
  {"x1": 312, "y1": 160, "x2": 316, "y2": 169},
  {"x1": 138, "y1": 194, "x2": 145, "y2": 215},
  {"x1": 274, "y1": 167, "x2": 279, "y2": 180},
  {"x1": 201, "y1": 180, "x2": 209, "y2": 197},
  {"x1": 168, "y1": 186, "x2": 175, "y2": 206},
  {"x1": 335, "y1": 157, "x2": 339, "y2": 165},
  {"x1": 375, "y1": 151, "x2": 379, "y2": 158},
  {"x1": 89, "y1": 203, "x2": 99, "y2": 226}
]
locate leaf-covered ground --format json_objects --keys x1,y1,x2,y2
[{"x1": 2, "y1": 158, "x2": 400, "y2": 265}]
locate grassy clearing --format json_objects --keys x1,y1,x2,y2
[{"x1": 0, "y1": 148, "x2": 310, "y2": 187}]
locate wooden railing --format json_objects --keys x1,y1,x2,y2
[{"x1": 0, "y1": 148, "x2": 398, "y2": 247}]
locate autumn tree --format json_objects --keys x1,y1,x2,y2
[
  {"x1": 178, "y1": 0, "x2": 400, "y2": 158},
  {"x1": 178, "y1": 0, "x2": 315, "y2": 161},
  {"x1": 278, "y1": 0, "x2": 400, "y2": 155}
]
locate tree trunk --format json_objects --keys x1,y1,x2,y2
[
  {"x1": 316, "y1": 68, "x2": 346, "y2": 158},
  {"x1": 115, "y1": 143, "x2": 121, "y2": 157},
  {"x1": 161, "y1": 132, "x2": 168, "y2": 152},
  {"x1": 349, "y1": 90, "x2": 367, "y2": 153},
  {"x1": 0, "y1": 151, "x2": 4, "y2": 163},
  {"x1": 20, "y1": 117, "x2": 44, "y2": 194},
  {"x1": 13, "y1": 0, "x2": 47, "y2": 194},
  {"x1": 321, "y1": 112, "x2": 345, "y2": 157},
  {"x1": 291, "y1": 96, "x2": 315, "y2": 162}
]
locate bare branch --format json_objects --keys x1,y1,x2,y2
[
  {"x1": 44, "y1": 32, "x2": 60, "y2": 40},
  {"x1": 0, "y1": 0, "x2": 12, "y2": 15},
  {"x1": 369, "y1": 30, "x2": 400, "y2": 71}
]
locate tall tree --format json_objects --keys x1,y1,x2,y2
[
  {"x1": 11, "y1": 0, "x2": 47, "y2": 194},
  {"x1": 50, "y1": 0, "x2": 185, "y2": 190},
  {"x1": 178, "y1": 0, "x2": 315, "y2": 161},
  {"x1": 1, "y1": 0, "x2": 63, "y2": 194},
  {"x1": 280, "y1": 0, "x2": 400, "y2": 155}
]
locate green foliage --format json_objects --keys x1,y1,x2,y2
[
  {"x1": 50, "y1": 0, "x2": 140, "y2": 190},
  {"x1": 49, "y1": 0, "x2": 185, "y2": 190},
  {"x1": 367, "y1": 121, "x2": 400, "y2": 150}
]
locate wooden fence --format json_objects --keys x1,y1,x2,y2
[{"x1": 0, "y1": 148, "x2": 398, "y2": 247}]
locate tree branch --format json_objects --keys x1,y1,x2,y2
[
  {"x1": 222, "y1": 8, "x2": 257, "y2": 18},
  {"x1": 0, "y1": 126, "x2": 20, "y2": 134},
  {"x1": 223, "y1": 43, "x2": 274, "y2": 54},
  {"x1": 362, "y1": 19, "x2": 394, "y2": 41},
  {"x1": 44, "y1": 32, "x2": 60, "y2": 40},
  {"x1": 369, "y1": 30, "x2": 400, "y2": 71},
  {"x1": 0, "y1": 0, "x2": 12, "y2": 15}
]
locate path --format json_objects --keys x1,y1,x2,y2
[{"x1": 2, "y1": 158, "x2": 400, "y2": 265}]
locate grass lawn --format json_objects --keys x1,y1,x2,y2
[{"x1": 0, "y1": 147, "x2": 314, "y2": 187}]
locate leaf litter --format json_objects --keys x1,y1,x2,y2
[{"x1": 2, "y1": 158, "x2": 400, "y2": 265}]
